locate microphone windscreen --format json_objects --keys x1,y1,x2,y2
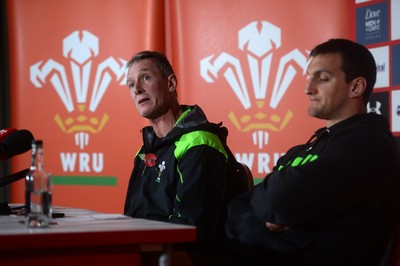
[
  {"x1": 2, "y1": 130, "x2": 35, "y2": 159},
  {"x1": 0, "y1": 128, "x2": 17, "y2": 141}
]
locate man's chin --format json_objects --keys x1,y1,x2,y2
[
  {"x1": 308, "y1": 109, "x2": 320, "y2": 118},
  {"x1": 140, "y1": 111, "x2": 158, "y2": 120},
  {"x1": 137, "y1": 106, "x2": 151, "y2": 117}
]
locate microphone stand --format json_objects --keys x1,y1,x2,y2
[
  {"x1": 0, "y1": 168, "x2": 29, "y2": 187},
  {"x1": 0, "y1": 168, "x2": 28, "y2": 215}
]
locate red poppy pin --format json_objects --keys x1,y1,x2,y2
[{"x1": 139, "y1": 153, "x2": 157, "y2": 167}]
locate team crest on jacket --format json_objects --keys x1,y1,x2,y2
[{"x1": 156, "y1": 161, "x2": 166, "y2": 183}]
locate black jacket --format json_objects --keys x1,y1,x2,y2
[
  {"x1": 124, "y1": 105, "x2": 247, "y2": 249},
  {"x1": 226, "y1": 113, "x2": 400, "y2": 265}
]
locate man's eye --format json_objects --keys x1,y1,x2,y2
[
  {"x1": 128, "y1": 83, "x2": 135, "y2": 89},
  {"x1": 143, "y1": 75, "x2": 150, "y2": 81},
  {"x1": 318, "y1": 77, "x2": 329, "y2": 82}
]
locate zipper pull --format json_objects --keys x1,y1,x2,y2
[{"x1": 142, "y1": 165, "x2": 147, "y2": 176}]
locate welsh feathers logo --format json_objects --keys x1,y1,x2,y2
[
  {"x1": 30, "y1": 30, "x2": 127, "y2": 150},
  {"x1": 200, "y1": 21, "x2": 309, "y2": 149}
]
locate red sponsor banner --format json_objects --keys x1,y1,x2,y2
[
  {"x1": 7, "y1": 0, "x2": 165, "y2": 213},
  {"x1": 166, "y1": 0, "x2": 352, "y2": 180}
]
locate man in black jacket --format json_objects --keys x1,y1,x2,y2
[
  {"x1": 224, "y1": 39, "x2": 400, "y2": 266},
  {"x1": 124, "y1": 51, "x2": 247, "y2": 251}
]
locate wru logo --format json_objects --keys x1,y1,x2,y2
[
  {"x1": 200, "y1": 21, "x2": 309, "y2": 149},
  {"x1": 30, "y1": 30, "x2": 127, "y2": 150},
  {"x1": 29, "y1": 30, "x2": 127, "y2": 174}
]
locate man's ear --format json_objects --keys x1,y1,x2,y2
[
  {"x1": 168, "y1": 74, "x2": 178, "y2": 92},
  {"x1": 349, "y1": 77, "x2": 367, "y2": 98}
]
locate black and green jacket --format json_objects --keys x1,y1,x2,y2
[
  {"x1": 124, "y1": 105, "x2": 247, "y2": 249},
  {"x1": 225, "y1": 113, "x2": 400, "y2": 266}
]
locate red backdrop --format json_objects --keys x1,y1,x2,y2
[{"x1": 7, "y1": 0, "x2": 351, "y2": 213}]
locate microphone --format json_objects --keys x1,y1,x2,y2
[
  {"x1": 0, "y1": 128, "x2": 17, "y2": 140},
  {"x1": 0, "y1": 129, "x2": 34, "y2": 160},
  {"x1": 0, "y1": 128, "x2": 18, "y2": 160}
]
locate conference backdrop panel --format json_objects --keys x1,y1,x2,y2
[
  {"x1": 165, "y1": 0, "x2": 351, "y2": 180},
  {"x1": 7, "y1": 0, "x2": 165, "y2": 213},
  {"x1": 10, "y1": 0, "x2": 388, "y2": 213}
]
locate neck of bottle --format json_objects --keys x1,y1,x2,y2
[{"x1": 30, "y1": 144, "x2": 44, "y2": 171}]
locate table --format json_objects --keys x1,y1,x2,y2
[{"x1": 0, "y1": 206, "x2": 196, "y2": 265}]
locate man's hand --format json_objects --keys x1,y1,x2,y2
[{"x1": 266, "y1": 222, "x2": 290, "y2": 232}]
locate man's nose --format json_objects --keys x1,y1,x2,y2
[
  {"x1": 304, "y1": 81, "x2": 315, "y2": 95},
  {"x1": 134, "y1": 82, "x2": 144, "y2": 95}
]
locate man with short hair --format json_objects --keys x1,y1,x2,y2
[
  {"x1": 224, "y1": 39, "x2": 400, "y2": 266},
  {"x1": 124, "y1": 51, "x2": 247, "y2": 251}
]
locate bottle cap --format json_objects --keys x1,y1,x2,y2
[{"x1": 32, "y1": 139, "x2": 43, "y2": 147}]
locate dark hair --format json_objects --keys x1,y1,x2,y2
[
  {"x1": 126, "y1": 51, "x2": 175, "y2": 79},
  {"x1": 310, "y1": 39, "x2": 376, "y2": 104}
]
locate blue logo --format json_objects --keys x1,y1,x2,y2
[{"x1": 356, "y1": 1, "x2": 388, "y2": 45}]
